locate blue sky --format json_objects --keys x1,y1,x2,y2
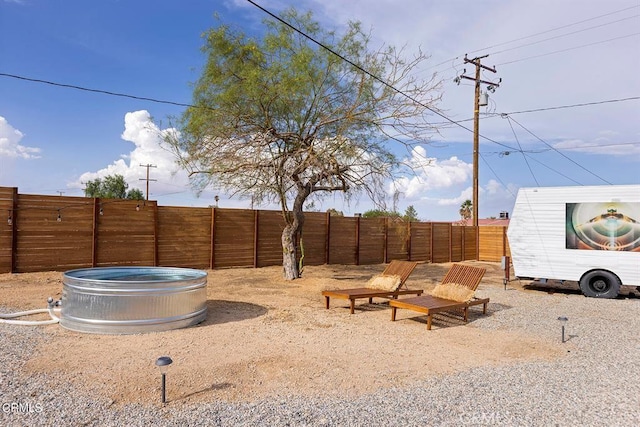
[{"x1": 1, "y1": 0, "x2": 639, "y2": 221}]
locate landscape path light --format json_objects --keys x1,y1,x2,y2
[
  {"x1": 557, "y1": 316, "x2": 568, "y2": 343},
  {"x1": 155, "y1": 356, "x2": 173, "y2": 404}
]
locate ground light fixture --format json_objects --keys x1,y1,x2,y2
[
  {"x1": 155, "y1": 356, "x2": 173, "y2": 404},
  {"x1": 557, "y1": 316, "x2": 568, "y2": 343}
]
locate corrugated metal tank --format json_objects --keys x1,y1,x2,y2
[{"x1": 60, "y1": 267, "x2": 207, "y2": 334}]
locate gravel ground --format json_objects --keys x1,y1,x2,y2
[{"x1": 1, "y1": 276, "x2": 639, "y2": 426}]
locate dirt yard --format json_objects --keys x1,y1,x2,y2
[{"x1": 0, "y1": 261, "x2": 564, "y2": 405}]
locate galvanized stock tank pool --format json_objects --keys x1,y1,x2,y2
[{"x1": 60, "y1": 267, "x2": 207, "y2": 334}]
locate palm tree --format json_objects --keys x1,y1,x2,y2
[{"x1": 459, "y1": 199, "x2": 473, "y2": 224}]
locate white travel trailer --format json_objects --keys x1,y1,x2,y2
[{"x1": 507, "y1": 185, "x2": 640, "y2": 298}]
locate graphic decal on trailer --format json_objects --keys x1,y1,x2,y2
[{"x1": 566, "y1": 202, "x2": 640, "y2": 251}]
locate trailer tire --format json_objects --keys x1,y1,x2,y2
[{"x1": 579, "y1": 270, "x2": 621, "y2": 298}]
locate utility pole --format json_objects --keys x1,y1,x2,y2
[
  {"x1": 455, "y1": 54, "x2": 500, "y2": 227},
  {"x1": 139, "y1": 164, "x2": 157, "y2": 201}
]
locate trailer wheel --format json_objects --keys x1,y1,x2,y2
[{"x1": 579, "y1": 270, "x2": 621, "y2": 298}]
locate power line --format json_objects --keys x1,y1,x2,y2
[
  {"x1": 506, "y1": 117, "x2": 539, "y2": 186},
  {"x1": 244, "y1": 0, "x2": 501, "y2": 145},
  {"x1": 496, "y1": 32, "x2": 640, "y2": 66},
  {"x1": 422, "y1": 4, "x2": 639, "y2": 74},
  {"x1": 486, "y1": 14, "x2": 639, "y2": 57},
  {"x1": 0, "y1": 72, "x2": 211, "y2": 110},
  {"x1": 505, "y1": 116, "x2": 612, "y2": 184},
  {"x1": 520, "y1": 154, "x2": 583, "y2": 186},
  {"x1": 479, "y1": 153, "x2": 517, "y2": 198},
  {"x1": 467, "y1": 4, "x2": 639, "y2": 56},
  {"x1": 433, "y1": 96, "x2": 640, "y2": 126},
  {"x1": 487, "y1": 141, "x2": 640, "y2": 155},
  {"x1": 548, "y1": 141, "x2": 640, "y2": 150},
  {"x1": 502, "y1": 96, "x2": 640, "y2": 115}
]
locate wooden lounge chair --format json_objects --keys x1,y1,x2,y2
[
  {"x1": 389, "y1": 263, "x2": 489, "y2": 330},
  {"x1": 322, "y1": 260, "x2": 423, "y2": 314}
]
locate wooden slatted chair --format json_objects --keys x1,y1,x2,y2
[
  {"x1": 389, "y1": 263, "x2": 489, "y2": 330},
  {"x1": 322, "y1": 260, "x2": 423, "y2": 314}
]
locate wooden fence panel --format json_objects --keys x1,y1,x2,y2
[
  {"x1": 1, "y1": 186, "x2": 514, "y2": 273},
  {"x1": 213, "y1": 208, "x2": 255, "y2": 268},
  {"x1": 256, "y1": 210, "x2": 286, "y2": 267},
  {"x1": 479, "y1": 226, "x2": 509, "y2": 261},
  {"x1": 464, "y1": 226, "x2": 478, "y2": 260},
  {"x1": 157, "y1": 206, "x2": 211, "y2": 268},
  {"x1": 409, "y1": 222, "x2": 432, "y2": 262},
  {"x1": 358, "y1": 217, "x2": 385, "y2": 265},
  {"x1": 0, "y1": 187, "x2": 16, "y2": 273},
  {"x1": 328, "y1": 216, "x2": 357, "y2": 265},
  {"x1": 386, "y1": 219, "x2": 409, "y2": 261},
  {"x1": 451, "y1": 226, "x2": 463, "y2": 262},
  {"x1": 301, "y1": 212, "x2": 328, "y2": 266},
  {"x1": 96, "y1": 199, "x2": 156, "y2": 267},
  {"x1": 14, "y1": 194, "x2": 94, "y2": 272},
  {"x1": 431, "y1": 223, "x2": 452, "y2": 263}
]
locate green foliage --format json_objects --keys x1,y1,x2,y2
[
  {"x1": 84, "y1": 174, "x2": 144, "y2": 200},
  {"x1": 403, "y1": 205, "x2": 419, "y2": 222},
  {"x1": 362, "y1": 205, "x2": 418, "y2": 221},
  {"x1": 362, "y1": 209, "x2": 401, "y2": 219},
  {"x1": 167, "y1": 8, "x2": 441, "y2": 215},
  {"x1": 126, "y1": 188, "x2": 145, "y2": 200},
  {"x1": 165, "y1": 7, "x2": 441, "y2": 279}
]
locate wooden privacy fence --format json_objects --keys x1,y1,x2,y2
[{"x1": 0, "y1": 186, "x2": 509, "y2": 273}]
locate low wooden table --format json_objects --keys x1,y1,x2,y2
[{"x1": 390, "y1": 295, "x2": 490, "y2": 330}]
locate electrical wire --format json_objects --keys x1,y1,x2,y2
[
  {"x1": 505, "y1": 116, "x2": 613, "y2": 184},
  {"x1": 0, "y1": 72, "x2": 213, "y2": 111},
  {"x1": 505, "y1": 117, "x2": 539, "y2": 186},
  {"x1": 520, "y1": 154, "x2": 583, "y2": 185},
  {"x1": 244, "y1": 0, "x2": 505, "y2": 144},
  {"x1": 467, "y1": 4, "x2": 639, "y2": 56},
  {"x1": 2, "y1": 2, "x2": 625, "y2": 195},
  {"x1": 422, "y1": 4, "x2": 639, "y2": 74},
  {"x1": 479, "y1": 153, "x2": 517, "y2": 198},
  {"x1": 431, "y1": 96, "x2": 640, "y2": 126},
  {"x1": 486, "y1": 14, "x2": 639, "y2": 57},
  {"x1": 501, "y1": 96, "x2": 640, "y2": 115},
  {"x1": 496, "y1": 32, "x2": 640, "y2": 66}
]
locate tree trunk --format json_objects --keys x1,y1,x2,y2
[
  {"x1": 281, "y1": 190, "x2": 308, "y2": 280},
  {"x1": 282, "y1": 223, "x2": 299, "y2": 280}
]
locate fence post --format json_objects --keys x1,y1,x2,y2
[
  {"x1": 253, "y1": 210, "x2": 259, "y2": 268},
  {"x1": 383, "y1": 217, "x2": 389, "y2": 263},
  {"x1": 9, "y1": 187, "x2": 18, "y2": 273},
  {"x1": 355, "y1": 215, "x2": 361, "y2": 265},
  {"x1": 448, "y1": 222, "x2": 453, "y2": 262},
  {"x1": 502, "y1": 225, "x2": 508, "y2": 258},
  {"x1": 429, "y1": 223, "x2": 434, "y2": 263},
  {"x1": 152, "y1": 202, "x2": 159, "y2": 266},
  {"x1": 406, "y1": 221, "x2": 412, "y2": 261},
  {"x1": 92, "y1": 198, "x2": 99, "y2": 267},
  {"x1": 210, "y1": 207, "x2": 216, "y2": 269},
  {"x1": 325, "y1": 211, "x2": 330, "y2": 265}
]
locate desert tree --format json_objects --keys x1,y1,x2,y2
[
  {"x1": 165, "y1": 9, "x2": 442, "y2": 279},
  {"x1": 84, "y1": 174, "x2": 144, "y2": 200}
]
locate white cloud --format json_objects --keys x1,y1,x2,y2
[
  {"x1": 0, "y1": 116, "x2": 41, "y2": 159},
  {"x1": 390, "y1": 146, "x2": 473, "y2": 198},
  {"x1": 553, "y1": 133, "x2": 640, "y2": 157},
  {"x1": 70, "y1": 110, "x2": 190, "y2": 196}
]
